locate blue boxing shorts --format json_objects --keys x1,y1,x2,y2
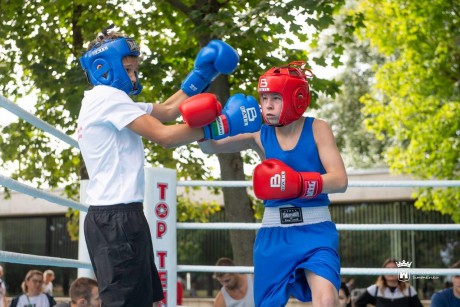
[{"x1": 253, "y1": 206, "x2": 340, "y2": 307}]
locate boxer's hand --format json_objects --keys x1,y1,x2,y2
[
  {"x1": 180, "y1": 93, "x2": 222, "y2": 128},
  {"x1": 253, "y1": 159, "x2": 323, "y2": 200},
  {"x1": 181, "y1": 40, "x2": 239, "y2": 97},
  {"x1": 202, "y1": 93, "x2": 261, "y2": 140}
]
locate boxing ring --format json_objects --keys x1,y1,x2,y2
[{"x1": 1, "y1": 94, "x2": 460, "y2": 306}]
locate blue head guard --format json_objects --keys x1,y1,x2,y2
[{"x1": 79, "y1": 37, "x2": 142, "y2": 95}]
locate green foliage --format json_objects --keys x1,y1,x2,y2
[
  {"x1": 313, "y1": 10, "x2": 388, "y2": 169},
  {"x1": 0, "y1": 1, "x2": 344, "y2": 239},
  {"x1": 349, "y1": 0, "x2": 460, "y2": 221},
  {"x1": 177, "y1": 194, "x2": 221, "y2": 223}
]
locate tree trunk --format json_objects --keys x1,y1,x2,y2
[
  {"x1": 217, "y1": 153, "x2": 256, "y2": 266},
  {"x1": 212, "y1": 77, "x2": 256, "y2": 266}
]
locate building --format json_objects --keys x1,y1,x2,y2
[{"x1": 0, "y1": 169, "x2": 458, "y2": 298}]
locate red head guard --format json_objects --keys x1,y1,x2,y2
[{"x1": 258, "y1": 61, "x2": 312, "y2": 126}]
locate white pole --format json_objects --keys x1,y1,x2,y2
[
  {"x1": 78, "y1": 179, "x2": 94, "y2": 278},
  {"x1": 144, "y1": 168, "x2": 177, "y2": 306}
]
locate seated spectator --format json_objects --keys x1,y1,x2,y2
[
  {"x1": 0, "y1": 265, "x2": 7, "y2": 307},
  {"x1": 339, "y1": 282, "x2": 352, "y2": 307},
  {"x1": 54, "y1": 277, "x2": 100, "y2": 307},
  {"x1": 213, "y1": 257, "x2": 254, "y2": 307},
  {"x1": 355, "y1": 258, "x2": 423, "y2": 307},
  {"x1": 10, "y1": 270, "x2": 56, "y2": 307},
  {"x1": 43, "y1": 269, "x2": 55, "y2": 296},
  {"x1": 430, "y1": 260, "x2": 460, "y2": 307}
]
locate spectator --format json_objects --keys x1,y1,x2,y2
[
  {"x1": 189, "y1": 281, "x2": 198, "y2": 298},
  {"x1": 355, "y1": 258, "x2": 423, "y2": 307},
  {"x1": 54, "y1": 277, "x2": 100, "y2": 307},
  {"x1": 339, "y1": 282, "x2": 352, "y2": 307},
  {"x1": 0, "y1": 265, "x2": 6, "y2": 307},
  {"x1": 213, "y1": 257, "x2": 254, "y2": 307},
  {"x1": 177, "y1": 278, "x2": 184, "y2": 306},
  {"x1": 9, "y1": 270, "x2": 56, "y2": 307},
  {"x1": 430, "y1": 260, "x2": 460, "y2": 307},
  {"x1": 43, "y1": 270, "x2": 55, "y2": 296}
]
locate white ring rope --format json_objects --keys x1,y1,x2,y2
[
  {"x1": 0, "y1": 94, "x2": 79, "y2": 149},
  {"x1": 178, "y1": 180, "x2": 460, "y2": 188},
  {"x1": 177, "y1": 265, "x2": 460, "y2": 276},
  {"x1": 0, "y1": 250, "x2": 91, "y2": 269},
  {"x1": 177, "y1": 222, "x2": 460, "y2": 231},
  {"x1": 0, "y1": 173, "x2": 88, "y2": 212}
]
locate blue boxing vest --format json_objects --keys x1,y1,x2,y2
[{"x1": 260, "y1": 117, "x2": 330, "y2": 208}]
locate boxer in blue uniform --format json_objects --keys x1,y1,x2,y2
[{"x1": 199, "y1": 61, "x2": 348, "y2": 307}]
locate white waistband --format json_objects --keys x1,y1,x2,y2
[{"x1": 261, "y1": 205, "x2": 331, "y2": 228}]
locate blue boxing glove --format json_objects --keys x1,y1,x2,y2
[
  {"x1": 203, "y1": 93, "x2": 262, "y2": 140},
  {"x1": 182, "y1": 40, "x2": 239, "y2": 97}
]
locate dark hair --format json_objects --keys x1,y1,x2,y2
[
  {"x1": 340, "y1": 282, "x2": 352, "y2": 307},
  {"x1": 70, "y1": 277, "x2": 98, "y2": 303},
  {"x1": 340, "y1": 282, "x2": 350, "y2": 297},
  {"x1": 86, "y1": 24, "x2": 127, "y2": 51},
  {"x1": 214, "y1": 257, "x2": 235, "y2": 278}
]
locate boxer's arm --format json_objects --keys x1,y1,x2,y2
[
  {"x1": 128, "y1": 114, "x2": 203, "y2": 148},
  {"x1": 199, "y1": 131, "x2": 264, "y2": 158},
  {"x1": 313, "y1": 119, "x2": 348, "y2": 193},
  {"x1": 149, "y1": 90, "x2": 189, "y2": 122}
]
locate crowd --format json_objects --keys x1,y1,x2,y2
[{"x1": 0, "y1": 267, "x2": 101, "y2": 307}]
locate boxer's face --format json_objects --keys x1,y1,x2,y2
[
  {"x1": 261, "y1": 92, "x2": 282, "y2": 125},
  {"x1": 123, "y1": 56, "x2": 140, "y2": 88}
]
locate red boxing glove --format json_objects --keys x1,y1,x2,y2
[
  {"x1": 253, "y1": 158, "x2": 323, "y2": 200},
  {"x1": 180, "y1": 93, "x2": 222, "y2": 128}
]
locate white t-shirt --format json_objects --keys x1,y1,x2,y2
[
  {"x1": 221, "y1": 275, "x2": 255, "y2": 307},
  {"x1": 78, "y1": 85, "x2": 153, "y2": 205},
  {"x1": 16, "y1": 293, "x2": 50, "y2": 307},
  {"x1": 42, "y1": 282, "x2": 52, "y2": 296},
  {"x1": 0, "y1": 279, "x2": 6, "y2": 307}
]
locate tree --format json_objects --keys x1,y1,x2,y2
[
  {"x1": 312, "y1": 11, "x2": 388, "y2": 169},
  {"x1": 0, "y1": 0, "x2": 343, "y2": 266},
  {"x1": 344, "y1": 0, "x2": 460, "y2": 221}
]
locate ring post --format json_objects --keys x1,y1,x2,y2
[
  {"x1": 144, "y1": 167, "x2": 177, "y2": 306},
  {"x1": 78, "y1": 179, "x2": 94, "y2": 278}
]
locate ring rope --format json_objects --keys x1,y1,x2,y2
[
  {"x1": 177, "y1": 265, "x2": 460, "y2": 276},
  {"x1": 0, "y1": 94, "x2": 79, "y2": 149},
  {"x1": 178, "y1": 180, "x2": 460, "y2": 188},
  {"x1": 177, "y1": 222, "x2": 460, "y2": 231},
  {"x1": 0, "y1": 250, "x2": 91, "y2": 269},
  {"x1": 2, "y1": 250, "x2": 458, "y2": 276},
  {"x1": 0, "y1": 173, "x2": 88, "y2": 212}
]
